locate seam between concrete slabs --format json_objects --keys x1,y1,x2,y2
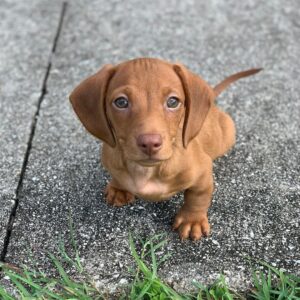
[{"x1": 0, "y1": 2, "x2": 68, "y2": 262}]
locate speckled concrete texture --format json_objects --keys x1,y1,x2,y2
[
  {"x1": 0, "y1": 0, "x2": 62, "y2": 252},
  {"x1": 2, "y1": 0, "x2": 300, "y2": 295}
]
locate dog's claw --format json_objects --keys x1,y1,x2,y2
[{"x1": 105, "y1": 184, "x2": 135, "y2": 207}]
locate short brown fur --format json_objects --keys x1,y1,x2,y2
[{"x1": 70, "y1": 58, "x2": 261, "y2": 240}]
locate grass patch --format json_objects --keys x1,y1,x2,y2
[
  {"x1": 0, "y1": 233, "x2": 299, "y2": 299},
  {"x1": 249, "y1": 259, "x2": 300, "y2": 300},
  {"x1": 0, "y1": 241, "x2": 102, "y2": 300},
  {"x1": 128, "y1": 233, "x2": 182, "y2": 299}
]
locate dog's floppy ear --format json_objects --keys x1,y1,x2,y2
[
  {"x1": 69, "y1": 64, "x2": 116, "y2": 147},
  {"x1": 174, "y1": 64, "x2": 214, "y2": 148}
]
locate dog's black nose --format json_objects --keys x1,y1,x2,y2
[{"x1": 137, "y1": 134, "x2": 162, "y2": 155}]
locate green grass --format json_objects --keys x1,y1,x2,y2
[
  {"x1": 0, "y1": 240, "x2": 102, "y2": 300},
  {"x1": 0, "y1": 233, "x2": 299, "y2": 300},
  {"x1": 249, "y1": 260, "x2": 300, "y2": 300}
]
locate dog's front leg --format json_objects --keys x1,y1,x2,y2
[
  {"x1": 104, "y1": 179, "x2": 135, "y2": 207},
  {"x1": 173, "y1": 160, "x2": 213, "y2": 240}
]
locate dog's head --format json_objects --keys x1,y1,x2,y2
[{"x1": 70, "y1": 58, "x2": 214, "y2": 166}]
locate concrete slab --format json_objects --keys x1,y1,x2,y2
[
  {"x1": 4, "y1": 0, "x2": 300, "y2": 294},
  {"x1": 0, "y1": 1, "x2": 63, "y2": 253}
]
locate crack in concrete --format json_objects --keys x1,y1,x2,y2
[{"x1": 0, "y1": 2, "x2": 68, "y2": 262}]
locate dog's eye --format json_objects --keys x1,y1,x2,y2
[
  {"x1": 166, "y1": 96, "x2": 180, "y2": 109},
  {"x1": 113, "y1": 97, "x2": 129, "y2": 109}
]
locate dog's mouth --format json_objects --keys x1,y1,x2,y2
[{"x1": 137, "y1": 159, "x2": 164, "y2": 167}]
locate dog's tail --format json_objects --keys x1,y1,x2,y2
[{"x1": 213, "y1": 68, "x2": 262, "y2": 98}]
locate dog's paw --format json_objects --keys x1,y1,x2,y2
[
  {"x1": 173, "y1": 209, "x2": 210, "y2": 241},
  {"x1": 104, "y1": 184, "x2": 135, "y2": 207}
]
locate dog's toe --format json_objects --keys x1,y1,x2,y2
[
  {"x1": 178, "y1": 223, "x2": 192, "y2": 240},
  {"x1": 191, "y1": 224, "x2": 202, "y2": 240}
]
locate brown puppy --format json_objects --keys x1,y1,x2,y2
[{"x1": 70, "y1": 58, "x2": 261, "y2": 240}]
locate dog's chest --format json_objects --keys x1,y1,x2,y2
[{"x1": 123, "y1": 164, "x2": 176, "y2": 200}]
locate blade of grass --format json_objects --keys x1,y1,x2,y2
[
  {"x1": 68, "y1": 214, "x2": 83, "y2": 273},
  {"x1": 144, "y1": 238, "x2": 168, "y2": 258},
  {"x1": 129, "y1": 234, "x2": 152, "y2": 278},
  {"x1": 157, "y1": 253, "x2": 172, "y2": 267},
  {"x1": 150, "y1": 239, "x2": 158, "y2": 278},
  {"x1": 0, "y1": 286, "x2": 15, "y2": 300},
  {"x1": 4, "y1": 269, "x2": 41, "y2": 291},
  {"x1": 48, "y1": 253, "x2": 72, "y2": 286},
  {"x1": 4, "y1": 269, "x2": 64, "y2": 300},
  {"x1": 5, "y1": 275, "x2": 31, "y2": 298}
]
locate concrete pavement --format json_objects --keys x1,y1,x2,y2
[{"x1": 0, "y1": 0, "x2": 62, "y2": 256}]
